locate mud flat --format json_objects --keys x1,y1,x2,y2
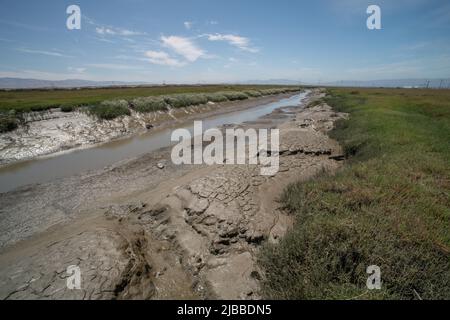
[
  {"x1": 0, "y1": 89, "x2": 348, "y2": 299},
  {"x1": 0, "y1": 93, "x2": 298, "y2": 166}
]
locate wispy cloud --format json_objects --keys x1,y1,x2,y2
[
  {"x1": 0, "y1": 69, "x2": 93, "y2": 81},
  {"x1": 145, "y1": 50, "x2": 185, "y2": 67},
  {"x1": 224, "y1": 57, "x2": 238, "y2": 68},
  {"x1": 424, "y1": 2, "x2": 450, "y2": 28},
  {"x1": 0, "y1": 19, "x2": 48, "y2": 31},
  {"x1": 95, "y1": 26, "x2": 144, "y2": 36},
  {"x1": 16, "y1": 48, "x2": 74, "y2": 58},
  {"x1": 401, "y1": 41, "x2": 430, "y2": 51},
  {"x1": 0, "y1": 37, "x2": 15, "y2": 43},
  {"x1": 206, "y1": 33, "x2": 259, "y2": 52},
  {"x1": 84, "y1": 15, "x2": 146, "y2": 38},
  {"x1": 345, "y1": 60, "x2": 425, "y2": 79},
  {"x1": 67, "y1": 67, "x2": 86, "y2": 73},
  {"x1": 86, "y1": 63, "x2": 141, "y2": 70},
  {"x1": 184, "y1": 21, "x2": 193, "y2": 30},
  {"x1": 161, "y1": 36, "x2": 205, "y2": 62},
  {"x1": 94, "y1": 37, "x2": 116, "y2": 44}
]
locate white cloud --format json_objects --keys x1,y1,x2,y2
[
  {"x1": 16, "y1": 48, "x2": 73, "y2": 58},
  {"x1": 95, "y1": 26, "x2": 144, "y2": 36},
  {"x1": 145, "y1": 50, "x2": 185, "y2": 67},
  {"x1": 184, "y1": 21, "x2": 193, "y2": 30},
  {"x1": 67, "y1": 67, "x2": 86, "y2": 73},
  {"x1": 95, "y1": 37, "x2": 116, "y2": 44},
  {"x1": 161, "y1": 35, "x2": 205, "y2": 62},
  {"x1": 206, "y1": 33, "x2": 258, "y2": 52},
  {"x1": 0, "y1": 69, "x2": 93, "y2": 81},
  {"x1": 86, "y1": 63, "x2": 141, "y2": 70}
]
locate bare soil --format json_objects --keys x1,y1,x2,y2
[{"x1": 0, "y1": 89, "x2": 348, "y2": 299}]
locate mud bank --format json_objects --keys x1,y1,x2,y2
[
  {"x1": 0, "y1": 89, "x2": 348, "y2": 299},
  {"x1": 0, "y1": 93, "x2": 298, "y2": 166}
]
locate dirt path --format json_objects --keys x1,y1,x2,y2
[{"x1": 0, "y1": 89, "x2": 348, "y2": 299}]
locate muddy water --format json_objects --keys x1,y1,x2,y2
[{"x1": 0, "y1": 93, "x2": 308, "y2": 193}]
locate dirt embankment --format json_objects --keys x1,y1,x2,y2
[
  {"x1": 0, "y1": 93, "x2": 297, "y2": 166},
  {"x1": 0, "y1": 89, "x2": 348, "y2": 299}
]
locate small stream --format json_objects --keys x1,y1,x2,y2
[{"x1": 0, "y1": 92, "x2": 308, "y2": 193}]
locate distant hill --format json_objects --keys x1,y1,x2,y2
[
  {"x1": 239, "y1": 79, "x2": 302, "y2": 85},
  {"x1": 0, "y1": 78, "x2": 149, "y2": 89},
  {"x1": 241, "y1": 78, "x2": 450, "y2": 88},
  {"x1": 321, "y1": 79, "x2": 450, "y2": 89},
  {"x1": 1, "y1": 77, "x2": 449, "y2": 89}
]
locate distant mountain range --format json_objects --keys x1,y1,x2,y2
[
  {"x1": 0, "y1": 77, "x2": 449, "y2": 89},
  {"x1": 242, "y1": 78, "x2": 450, "y2": 88},
  {"x1": 0, "y1": 78, "x2": 148, "y2": 89},
  {"x1": 239, "y1": 79, "x2": 303, "y2": 85},
  {"x1": 321, "y1": 79, "x2": 450, "y2": 89}
]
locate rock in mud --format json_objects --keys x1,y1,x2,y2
[{"x1": 156, "y1": 162, "x2": 165, "y2": 169}]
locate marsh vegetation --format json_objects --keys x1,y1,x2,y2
[{"x1": 260, "y1": 88, "x2": 450, "y2": 299}]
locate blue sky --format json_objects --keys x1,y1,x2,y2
[{"x1": 0, "y1": 0, "x2": 449, "y2": 83}]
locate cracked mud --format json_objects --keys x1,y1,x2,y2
[{"x1": 0, "y1": 89, "x2": 348, "y2": 299}]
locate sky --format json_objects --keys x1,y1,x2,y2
[{"x1": 0, "y1": 0, "x2": 449, "y2": 83}]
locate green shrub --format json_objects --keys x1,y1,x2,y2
[
  {"x1": 260, "y1": 88, "x2": 283, "y2": 95},
  {"x1": 60, "y1": 105, "x2": 75, "y2": 112},
  {"x1": 244, "y1": 90, "x2": 263, "y2": 97},
  {"x1": 132, "y1": 96, "x2": 168, "y2": 113},
  {"x1": 205, "y1": 93, "x2": 229, "y2": 103},
  {"x1": 260, "y1": 87, "x2": 300, "y2": 96},
  {"x1": 30, "y1": 105, "x2": 50, "y2": 112},
  {"x1": 186, "y1": 93, "x2": 208, "y2": 106},
  {"x1": 89, "y1": 99, "x2": 130, "y2": 120},
  {"x1": 221, "y1": 91, "x2": 249, "y2": 101},
  {"x1": 0, "y1": 113, "x2": 18, "y2": 133},
  {"x1": 306, "y1": 99, "x2": 323, "y2": 108},
  {"x1": 164, "y1": 93, "x2": 209, "y2": 108}
]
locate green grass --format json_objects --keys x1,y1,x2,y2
[
  {"x1": 0, "y1": 85, "x2": 301, "y2": 127},
  {"x1": 259, "y1": 88, "x2": 450, "y2": 300},
  {"x1": 0, "y1": 85, "x2": 297, "y2": 113},
  {"x1": 88, "y1": 99, "x2": 131, "y2": 120}
]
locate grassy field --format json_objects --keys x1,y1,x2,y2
[
  {"x1": 0, "y1": 85, "x2": 301, "y2": 132},
  {"x1": 259, "y1": 88, "x2": 450, "y2": 299},
  {"x1": 0, "y1": 84, "x2": 292, "y2": 112}
]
